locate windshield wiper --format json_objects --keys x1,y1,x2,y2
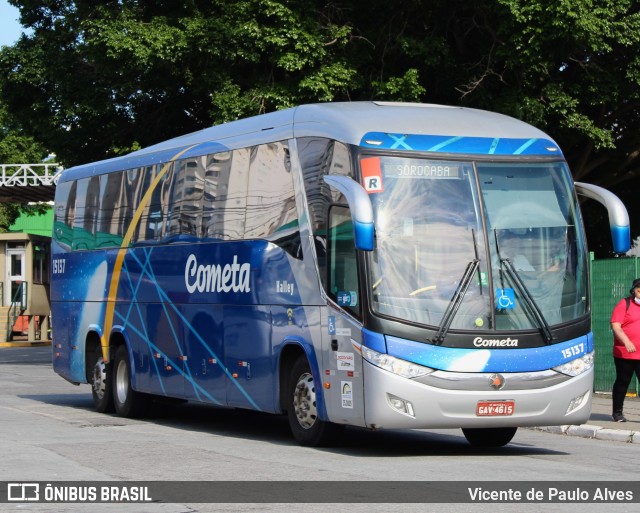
[
  {"x1": 432, "y1": 259, "x2": 479, "y2": 346},
  {"x1": 500, "y1": 257, "x2": 553, "y2": 344}
]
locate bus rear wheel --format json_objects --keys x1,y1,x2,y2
[
  {"x1": 286, "y1": 356, "x2": 343, "y2": 447},
  {"x1": 112, "y1": 345, "x2": 150, "y2": 418},
  {"x1": 90, "y1": 349, "x2": 114, "y2": 413},
  {"x1": 462, "y1": 427, "x2": 517, "y2": 447}
]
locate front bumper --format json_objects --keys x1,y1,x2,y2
[{"x1": 363, "y1": 360, "x2": 592, "y2": 429}]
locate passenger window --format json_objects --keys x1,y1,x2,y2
[
  {"x1": 133, "y1": 165, "x2": 166, "y2": 243},
  {"x1": 243, "y1": 142, "x2": 300, "y2": 257},
  {"x1": 84, "y1": 176, "x2": 101, "y2": 236},
  {"x1": 180, "y1": 157, "x2": 206, "y2": 237},
  {"x1": 72, "y1": 177, "x2": 96, "y2": 250},
  {"x1": 204, "y1": 148, "x2": 249, "y2": 240},
  {"x1": 98, "y1": 172, "x2": 126, "y2": 247},
  {"x1": 202, "y1": 152, "x2": 226, "y2": 239},
  {"x1": 53, "y1": 181, "x2": 75, "y2": 248},
  {"x1": 298, "y1": 138, "x2": 353, "y2": 276}
]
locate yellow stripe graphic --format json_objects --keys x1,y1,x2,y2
[{"x1": 101, "y1": 145, "x2": 196, "y2": 362}]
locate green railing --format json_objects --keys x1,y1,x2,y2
[
  {"x1": 7, "y1": 282, "x2": 27, "y2": 342},
  {"x1": 591, "y1": 256, "x2": 640, "y2": 394}
]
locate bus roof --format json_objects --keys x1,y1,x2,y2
[{"x1": 59, "y1": 102, "x2": 561, "y2": 182}]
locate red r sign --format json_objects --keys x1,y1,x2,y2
[{"x1": 361, "y1": 157, "x2": 384, "y2": 193}]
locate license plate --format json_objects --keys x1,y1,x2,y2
[{"x1": 476, "y1": 400, "x2": 515, "y2": 416}]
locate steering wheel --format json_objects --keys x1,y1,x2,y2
[{"x1": 409, "y1": 285, "x2": 437, "y2": 296}]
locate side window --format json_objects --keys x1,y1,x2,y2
[
  {"x1": 159, "y1": 162, "x2": 175, "y2": 239},
  {"x1": 165, "y1": 159, "x2": 205, "y2": 239},
  {"x1": 181, "y1": 157, "x2": 206, "y2": 237},
  {"x1": 328, "y1": 205, "x2": 360, "y2": 317},
  {"x1": 137, "y1": 164, "x2": 169, "y2": 242},
  {"x1": 84, "y1": 176, "x2": 101, "y2": 236},
  {"x1": 72, "y1": 177, "x2": 95, "y2": 250},
  {"x1": 98, "y1": 172, "x2": 125, "y2": 247},
  {"x1": 202, "y1": 151, "x2": 231, "y2": 239},
  {"x1": 165, "y1": 161, "x2": 184, "y2": 238},
  {"x1": 245, "y1": 142, "x2": 301, "y2": 257},
  {"x1": 53, "y1": 180, "x2": 75, "y2": 248},
  {"x1": 65, "y1": 181, "x2": 77, "y2": 228},
  {"x1": 122, "y1": 167, "x2": 143, "y2": 239},
  {"x1": 298, "y1": 138, "x2": 353, "y2": 284},
  {"x1": 134, "y1": 165, "x2": 155, "y2": 242},
  {"x1": 204, "y1": 148, "x2": 250, "y2": 240}
]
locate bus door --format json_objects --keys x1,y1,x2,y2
[{"x1": 321, "y1": 206, "x2": 366, "y2": 426}]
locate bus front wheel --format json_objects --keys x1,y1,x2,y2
[
  {"x1": 90, "y1": 349, "x2": 114, "y2": 413},
  {"x1": 286, "y1": 356, "x2": 343, "y2": 447},
  {"x1": 112, "y1": 345, "x2": 150, "y2": 418},
  {"x1": 462, "y1": 427, "x2": 517, "y2": 447}
]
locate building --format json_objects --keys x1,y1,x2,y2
[{"x1": 0, "y1": 208, "x2": 52, "y2": 342}]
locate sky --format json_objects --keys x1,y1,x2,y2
[{"x1": 0, "y1": 0, "x2": 26, "y2": 47}]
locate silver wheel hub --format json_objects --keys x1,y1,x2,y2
[
  {"x1": 293, "y1": 372, "x2": 317, "y2": 429},
  {"x1": 115, "y1": 359, "x2": 129, "y2": 405},
  {"x1": 92, "y1": 357, "x2": 106, "y2": 399}
]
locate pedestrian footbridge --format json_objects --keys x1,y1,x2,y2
[{"x1": 0, "y1": 164, "x2": 61, "y2": 203}]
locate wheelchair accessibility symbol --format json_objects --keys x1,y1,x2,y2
[{"x1": 496, "y1": 288, "x2": 516, "y2": 310}]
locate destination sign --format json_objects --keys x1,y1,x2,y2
[{"x1": 381, "y1": 160, "x2": 464, "y2": 179}]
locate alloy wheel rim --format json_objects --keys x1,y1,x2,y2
[
  {"x1": 293, "y1": 372, "x2": 317, "y2": 429},
  {"x1": 92, "y1": 357, "x2": 106, "y2": 399},
  {"x1": 115, "y1": 359, "x2": 129, "y2": 405}
]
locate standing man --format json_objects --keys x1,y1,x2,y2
[{"x1": 610, "y1": 278, "x2": 640, "y2": 422}]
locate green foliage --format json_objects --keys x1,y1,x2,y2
[
  {"x1": 0, "y1": 90, "x2": 49, "y2": 232},
  {"x1": 372, "y1": 69, "x2": 426, "y2": 101},
  {"x1": 1, "y1": 0, "x2": 640, "y2": 253},
  {"x1": 0, "y1": 103, "x2": 46, "y2": 164},
  {"x1": 0, "y1": 204, "x2": 21, "y2": 233}
]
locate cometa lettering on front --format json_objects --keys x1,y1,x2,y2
[
  {"x1": 184, "y1": 254, "x2": 251, "y2": 294},
  {"x1": 473, "y1": 337, "x2": 519, "y2": 347}
]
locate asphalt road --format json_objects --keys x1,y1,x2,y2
[{"x1": 1, "y1": 346, "x2": 639, "y2": 513}]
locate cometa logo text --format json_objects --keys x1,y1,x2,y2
[
  {"x1": 185, "y1": 254, "x2": 251, "y2": 293},
  {"x1": 473, "y1": 337, "x2": 519, "y2": 347}
]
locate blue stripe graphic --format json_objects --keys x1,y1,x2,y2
[
  {"x1": 384, "y1": 333, "x2": 593, "y2": 373},
  {"x1": 117, "y1": 246, "x2": 260, "y2": 410},
  {"x1": 360, "y1": 132, "x2": 562, "y2": 156}
]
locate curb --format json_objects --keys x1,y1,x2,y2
[{"x1": 533, "y1": 424, "x2": 640, "y2": 443}]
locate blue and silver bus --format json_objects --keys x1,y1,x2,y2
[{"x1": 51, "y1": 102, "x2": 630, "y2": 447}]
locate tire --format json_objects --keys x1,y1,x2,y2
[
  {"x1": 112, "y1": 345, "x2": 150, "y2": 418},
  {"x1": 90, "y1": 349, "x2": 114, "y2": 413},
  {"x1": 462, "y1": 427, "x2": 517, "y2": 447},
  {"x1": 286, "y1": 356, "x2": 343, "y2": 447}
]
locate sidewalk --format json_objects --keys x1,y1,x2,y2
[
  {"x1": 0, "y1": 332, "x2": 51, "y2": 348},
  {"x1": 0, "y1": 339, "x2": 51, "y2": 348},
  {"x1": 534, "y1": 393, "x2": 640, "y2": 443}
]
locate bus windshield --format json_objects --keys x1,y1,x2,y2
[{"x1": 365, "y1": 156, "x2": 588, "y2": 335}]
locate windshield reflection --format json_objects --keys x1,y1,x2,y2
[
  {"x1": 367, "y1": 157, "x2": 490, "y2": 330},
  {"x1": 480, "y1": 162, "x2": 588, "y2": 330},
  {"x1": 365, "y1": 156, "x2": 588, "y2": 335}
]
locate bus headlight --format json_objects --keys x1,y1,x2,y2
[
  {"x1": 553, "y1": 351, "x2": 594, "y2": 377},
  {"x1": 362, "y1": 346, "x2": 434, "y2": 379}
]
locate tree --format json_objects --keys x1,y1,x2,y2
[
  {"x1": 1, "y1": 0, "x2": 639, "y2": 255},
  {"x1": 0, "y1": 100, "x2": 50, "y2": 232}
]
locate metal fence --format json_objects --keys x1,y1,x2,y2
[{"x1": 590, "y1": 256, "x2": 640, "y2": 394}]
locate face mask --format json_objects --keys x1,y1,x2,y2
[{"x1": 634, "y1": 297, "x2": 640, "y2": 306}]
